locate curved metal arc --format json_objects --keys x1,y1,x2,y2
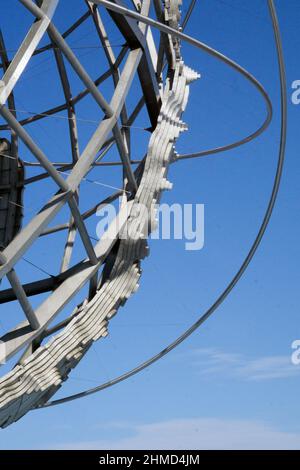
[
  {"x1": 41, "y1": 0, "x2": 286, "y2": 409},
  {"x1": 175, "y1": 118, "x2": 271, "y2": 161},
  {"x1": 93, "y1": 0, "x2": 273, "y2": 162},
  {"x1": 94, "y1": 1, "x2": 272, "y2": 112}
]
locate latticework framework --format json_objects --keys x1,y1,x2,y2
[{"x1": 0, "y1": 0, "x2": 198, "y2": 427}]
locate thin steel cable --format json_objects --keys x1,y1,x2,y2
[
  {"x1": 57, "y1": 170, "x2": 130, "y2": 194},
  {"x1": 0, "y1": 44, "x2": 126, "y2": 53},
  {"x1": 40, "y1": 0, "x2": 286, "y2": 408},
  {"x1": 5, "y1": 107, "x2": 148, "y2": 130},
  {"x1": 21, "y1": 257, "x2": 54, "y2": 278}
]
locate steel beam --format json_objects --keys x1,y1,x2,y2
[
  {"x1": 103, "y1": 0, "x2": 161, "y2": 128},
  {"x1": 6, "y1": 270, "x2": 40, "y2": 330},
  {"x1": 0, "y1": 48, "x2": 143, "y2": 280},
  {"x1": 20, "y1": 0, "x2": 114, "y2": 117},
  {"x1": 0, "y1": 106, "x2": 69, "y2": 192},
  {"x1": 0, "y1": 201, "x2": 133, "y2": 361},
  {"x1": 0, "y1": 0, "x2": 59, "y2": 105},
  {"x1": 0, "y1": 254, "x2": 39, "y2": 329}
]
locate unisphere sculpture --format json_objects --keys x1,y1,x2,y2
[
  {"x1": 0, "y1": 0, "x2": 286, "y2": 429},
  {"x1": 0, "y1": 0, "x2": 199, "y2": 427}
]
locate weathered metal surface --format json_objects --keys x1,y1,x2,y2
[{"x1": 0, "y1": 139, "x2": 24, "y2": 249}]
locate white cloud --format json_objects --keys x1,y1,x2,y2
[
  {"x1": 54, "y1": 418, "x2": 300, "y2": 450},
  {"x1": 188, "y1": 348, "x2": 300, "y2": 381}
]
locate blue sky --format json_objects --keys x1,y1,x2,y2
[{"x1": 0, "y1": 0, "x2": 300, "y2": 450}]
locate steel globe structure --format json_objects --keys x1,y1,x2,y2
[{"x1": 0, "y1": 0, "x2": 286, "y2": 429}]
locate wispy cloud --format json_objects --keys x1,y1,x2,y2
[
  {"x1": 187, "y1": 348, "x2": 300, "y2": 381},
  {"x1": 53, "y1": 418, "x2": 300, "y2": 450}
]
